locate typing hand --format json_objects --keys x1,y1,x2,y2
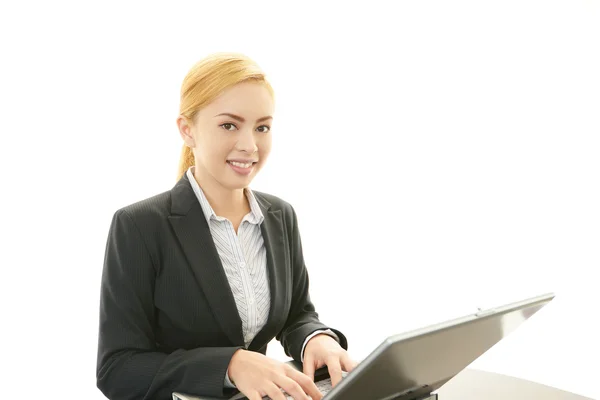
[
  {"x1": 228, "y1": 349, "x2": 323, "y2": 400},
  {"x1": 302, "y1": 334, "x2": 358, "y2": 388}
]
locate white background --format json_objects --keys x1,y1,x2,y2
[{"x1": 1, "y1": 1, "x2": 598, "y2": 399}]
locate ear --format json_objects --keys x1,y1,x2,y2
[{"x1": 176, "y1": 115, "x2": 196, "y2": 148}]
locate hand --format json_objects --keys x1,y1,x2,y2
[
  {"x1": 228, "y1": 349, "x2": 323, "y2": 400},
  {"x1": 303, "y1": 334, "x2": 358, "y2": 388}
]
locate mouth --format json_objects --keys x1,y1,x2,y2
[
  {"x1": 226, "y1": 160, "x2": 258, "y2": 176},
  {"x1": 226, "y1": 160, "x2": 257, "y2": 168}
]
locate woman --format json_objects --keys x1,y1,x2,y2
[{"x1": 96, "y1": 52, "x2": 357, "y2": 400}]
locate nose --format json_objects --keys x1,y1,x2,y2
[{"x1": 236, "y1": 128, "x2": 258, "y2": 154}]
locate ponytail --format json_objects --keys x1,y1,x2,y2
[{"x1": 176, "y1": 144, "x2": 195, "y2": 181}]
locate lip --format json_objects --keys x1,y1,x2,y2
[
  {"x1": 228, "y1": 160, "x2": 255, "y2": 176},
  {"x1": 227, "y1": 159, "x2": 258, "y2": 163}
]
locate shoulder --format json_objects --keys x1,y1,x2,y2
[{"x1": 111, "y1": 190, "x2": 172, "y2": 228}]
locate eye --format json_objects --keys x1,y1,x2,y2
[
  {"x1": 220, "y1": 123, "x2": 237, "y2": 131},
  {"x1": 257, "y1": 125, "x2": 271, "y2": 133}
]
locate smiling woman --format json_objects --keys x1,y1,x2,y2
[
  {"x1": 95, "y1": 52, "x2": 357, "y2": 400},
  {"x1": 177, "y1": 79, "x2": 274, "y2": 214}
]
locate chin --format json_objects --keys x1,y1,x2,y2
[{"x1": 222, "y1": 177, "x2": 254, "y2": 190}]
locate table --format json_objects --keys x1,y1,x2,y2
[{"x1": 436, "y1": 369, "x2": 593, "y2": 400}]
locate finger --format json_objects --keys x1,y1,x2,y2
[
  {"x1": 276, "y1": 375, "x2": 311, "y2": 400},
  {"x1": 245, "y1": 390, "x2": 263, "y2": 400},
  {"x1": 341, "y1": 354, "x2": 359, "y2": 372},
  {"x1": 264, "y1": 381, "x2": 288, "y2": 400},
  {"x1": 289, "y1": 369, "x2": 323, "y2": 400},
  {"x1": 326, "y1": 358, "x2": 344, "y2": 388},
  {"x1": 302, "y1": 355, "x2": 316, "y2": 381}
]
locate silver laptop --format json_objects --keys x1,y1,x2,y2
[{"x1": 174, "y1": 292, "x2": 555, "y2": 400}]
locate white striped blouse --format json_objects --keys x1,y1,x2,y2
[{"x1": 187, "y1": 166, "x2": 270, "y2": 349}]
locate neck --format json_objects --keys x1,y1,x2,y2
[{"x1": 192, "y1": 166, "x2": 249, "y2": 217}]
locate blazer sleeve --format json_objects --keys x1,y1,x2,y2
[
  {"x1": 96, "y1": 209, "x2": 243, "y2": 400},
  {"x1": 275, "y1": 206, "x2": 348, "y2": 362}
]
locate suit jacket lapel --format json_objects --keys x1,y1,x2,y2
[
  {"x1": 168, "y1": 174, "x2": 245, "y2": 346},
  {"x1": 249, "y1": 195, "x2": 288, "y2": 350}
]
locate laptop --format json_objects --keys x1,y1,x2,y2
[{"x1": 174, "y1": 292, "x2": 555, "y2": 400}]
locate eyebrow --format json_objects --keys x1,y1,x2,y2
[{"x1": 214, "y1": 113, "x2": 273, "y2": 123}]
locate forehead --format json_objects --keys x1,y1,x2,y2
[{"x1": 207, "y1": 81, "x2": 274, "y2": 115}]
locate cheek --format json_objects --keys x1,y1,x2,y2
[
  {"x1": 258, "y1": 137, "x2": 273, "y2": 157},
  {"x1": 198, "y1": 138, "x2": 229, "y2": 162}
]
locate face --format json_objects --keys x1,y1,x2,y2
[{"x1": 178, "y1": 81, "x2": 274, "y2": 191}]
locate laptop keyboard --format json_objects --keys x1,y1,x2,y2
[{"x1": 263, "y1": 371, "x2": 348, "y2": 400}]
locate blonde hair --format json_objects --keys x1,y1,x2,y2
[{"x1": 177, "y1": 52, "x2": 275, "y2": 181}]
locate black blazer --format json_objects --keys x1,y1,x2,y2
[{"x1": 96, "y1": 173, "x2": 347, "y2": 400}]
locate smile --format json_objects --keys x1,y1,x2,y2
[
  {"x1": 227, "y1": 160, "x2": 257, "y2": 176},
  {"x1": 228, "y1": 161, "x2": 254, "y2": 168}
]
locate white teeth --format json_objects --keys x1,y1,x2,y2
[{"x1": 230, "y1": 161, "x2": 252, "y2": 168}]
